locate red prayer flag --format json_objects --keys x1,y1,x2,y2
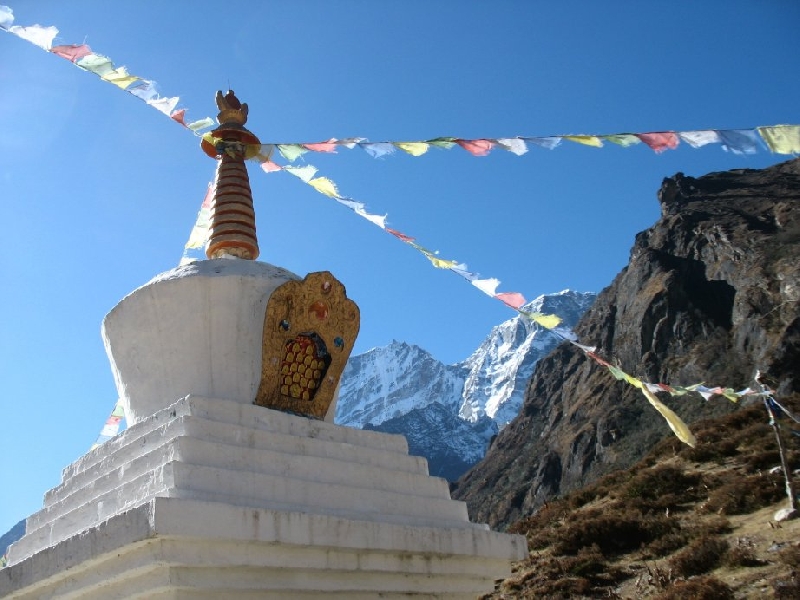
[
  {"x1": 586, "y1": 351, "x2": 611, "y2": 367},
  {"x1": 636, "y1": 132, "x2": 679, "y2": 153},
  {"x1": 260, "y1": 160, "x2": 283, "y2": 173},
  {"x1": 456, "y1": 139, "x2": 495, "y2": 156},
  {"x1": 170, "y1": 109, "x2": 187, "y2": 126},
  {"x1": 495, "y1": 292, "x2": 526, "y2": 309},
  {"x1": 50, "y1": 44, "x2": 92, "y2": 63},
  {"x1": 201, "y1": 183, "x2": 215, "y2": 208},
  {"x1": 303, "y1": 139, "x2": 338, "y2": 153},
  {"x1": 387, "y1": 228, "x2": 415, "y2": 243}
]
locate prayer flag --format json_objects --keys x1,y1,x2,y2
[
  {"x1": 526, "y1": 137, "x2": 562, "y2": 150},
  {"x1": 0, "y1": 5, "x2": 13, "y2": 29},
  {"x1": 353, "y1": 205, "x2": 387, "y2": 228},
  {"x1": 410, "y1": 243, "x2": 458, "y2": 269},
  {"x1": 495, "y1": 292, "x2": 526, "y2": 309},
  {"x1": 450, "y1": 265, "x2": 478, "y2": 281},
  {"x1": 184, "y1": 183, "x2": 214, "y2": 249},
  {"x1": 758, "y1": 125, "x2": 800, "y2": 154},
  {"x1": 285, "y1": 165, "x2": 318, "y2": 182},
  {"x1": 602, "y1": 134, "x2": 641, "y2": 147},
  {"x1": 641, "y1": 387, "x2": 696, "y2": 447},
  {"x1": 387, "y1": 228, "x2": 415, "y2": 243},
  {"x1": 147, "y1": 96, "x2": 180, "y2": 116},
  {"x1": 521, "y1": 311, "x2": 562, "y2": 329},
  {"x1": 128, "y1": 80, "x2": 159, "y2": 102},
  {"x1": 457, "y1": 139, "x2": 495, "y2": 156},
  {"x1": 303, "y1": 138, "x2": 338, "y2": 153},
  {"x1": 636, "y1": 132, "x2": 679, "y2": 153},
  {"x1": 394, "y1": 142, "x2": 429, "y2": 156},
  {"x1": 260, "y1": 160, "x2": 283, "y2": 173},
  {"x1": 51, "y1": 44, "x2": 92, "y2": 63},
  {"x1": 102, "y1": 66, "x2": 140, "y2": 89},
  {"x1": 9, "y1": 24, "x2": 58, "y2": 49},
  {"x1": 564, "y1": 135, "x2": 603, "y2": 148},
  {"x1": 586, "y1": 351, "x2": 610, "y2": 367},
  {"x1": 472, "y1": 278, "x2": 500, "y2": 296},
  {"x1": 338, "y1": 137, "x2": 365, "y2": 149},
  {"x1": 187, "y1": 117, "x2": 214, "y2": 132},
  {"x1": 679, "y1": 130, "x2": 720, "y2": 148},
  {"x1": 308, "y1": 177, "x2": 339, "y2": 198},
  {"x1": 570, "y1": 341, "x2": 597, "y2": 354},
  {"x1": 607, "y1": 365, "x2": 643, "y2": 388},
  {"x1": 362, "y1": 142, "x2": 395, "y2": 158},
  {"x1": 427, "y1": 137, "x2": 457, "y2": 149},
  {"x1": 496, "y1": 138, "x2": 528, "y2": 155},
  {"x1": 170, "y1": 109, "x2": 187, "y2": 125},
  {"x1": 426, "y1": 255, "x2": 460, "y2": 269},
  {"x1": 717, "y1": 129, "x2": 762, "y2": 155},
  {"x1": 76, "y1": 53, "x2": 114, "y2": 76},
  {"x1": 277, "y1": 144, "x2": 307, "y2": 162}
]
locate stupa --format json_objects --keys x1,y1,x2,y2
[{"x1": 1, "y1": 92, "x2": 526, "y2": 598}]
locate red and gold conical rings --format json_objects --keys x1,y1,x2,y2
[{"x1": 201, "y1": 90, "x2": 261, "y2": 260}]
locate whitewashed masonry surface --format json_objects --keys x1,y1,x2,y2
[{"x1": 3, "y1": 395, "x2": 527, "y2": 598}]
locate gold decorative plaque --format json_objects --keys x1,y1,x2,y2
[{"x1": 254, "y1": 271, "x2": 360, "y2": 419}]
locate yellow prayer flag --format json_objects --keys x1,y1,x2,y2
[
  {"x1": 428, "y1": 256, "x2": 459, "y2": 269},
  {"x1": 308, "y1": 177, "x2": 340, "y2": 198},
  {"x1": 641, "y1": 387, "x2": 696, "y2": 447},
  {"x1": 757, "y1": 125, "x2": 800, "y2": 154},
  {"x1": 101, "y1": 67, "x2": 140, "y2": 89},
  {"x1": 520, "y1": 311, "x2": 561, "y2": 329},
  {"x1": 564, "y1": 135, "x2": 603, "y2": 148},
  {"x1": 394, "y1": 142, "x2": 430, "y2": 156}
]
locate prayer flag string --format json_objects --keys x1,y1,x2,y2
[
  {"x1": 179, "y1": 142, "x2": 776, "y2": 449},
  {"x1": 2, "y1": 5, "x2": 787, "y2": 447},
  {"x1": 2, "y1": 7, "x2": 799, "y2": 156}
]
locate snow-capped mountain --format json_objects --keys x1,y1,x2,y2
[
  {"x1": 459, "y1": 290, "x2": 597, "y2": 427},
  {"x1": 336, "y1": 290, "x2": 596, "y2": 479},
  {"x1": 335, "y1": 341, "x2": 467, "y2": 428}
]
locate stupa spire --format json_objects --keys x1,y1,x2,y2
[{"x1": 200, "y1": 90, "x2": 261, "y2": 260}]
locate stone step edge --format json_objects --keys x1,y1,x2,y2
[
  {"x1": 4, "y1": 500, "x2": 522, "y2": 599},
  {"x1": 24, "y1": 459, "x2": 471, "y2": 547},
  {"x1": 40, "y1": 435, "x2": 446, "y2": 522},
  {"x1": 62, "y1": 395, "x2": 412, "y2": 480},
  {"x1": 46, "y1": 416, "x2": 430, "y2": 507}
]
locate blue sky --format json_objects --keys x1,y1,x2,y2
[{"x1": 1, "y1": 1, "x2": 798, "y2": 535}]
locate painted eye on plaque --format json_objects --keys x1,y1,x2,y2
[{"x1": 279, "y1": 319, "x2": 290, "y2": 331}]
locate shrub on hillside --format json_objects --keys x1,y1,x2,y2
[
  {"x1": 623, "y1": 464, "x2": 701, "y2": 510},
  {"x1": 552, "y1": 508, "x2": 678, "y2": 556},
  {"x1": 668, "y1": 535, "x2": 728, "y2": 577},
  {"x1": 702, "y1": 473, "x2": 786, "y2": 514},
  {"x1": 655, "y1": 575, "x2": 734, "y2": 600}
]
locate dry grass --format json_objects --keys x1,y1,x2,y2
[{"x1": 486, "y1": 400, "x2": 800, "y2": 599}]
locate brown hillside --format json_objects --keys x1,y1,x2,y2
[
  {"x1": 486, "y1": 403, "x2": 800, "y2": 598},
  {"x1": 453, "y1": 158, "x2": 800, "y2": 530}
]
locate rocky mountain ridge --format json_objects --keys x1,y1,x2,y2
[
  {"x1": 453, "y1": 158, "x2": 800, "y2": 529},
  {"x1": 335, "y1": 291, "x2": 595, "y2": 480}
]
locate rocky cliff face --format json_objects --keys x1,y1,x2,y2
[{"x1": 452, "y1": 158, "x2": 800, "y2": 529}]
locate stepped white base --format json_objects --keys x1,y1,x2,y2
[{"x1": 2, "y1": 396, "x2": 526, "y2": 598}]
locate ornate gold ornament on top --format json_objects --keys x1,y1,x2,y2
[
  {"x1": 201, "y1": 90, "x2": 261, "y2": 260},
  {"x1": 255, "y1": 271, "x2": 360, "y2": 419}
]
